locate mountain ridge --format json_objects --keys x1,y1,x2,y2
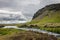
[
  {"x1": 28, "y1": 3, "x2": 60, "y2": 25},
  {"x1": 33, "y1": 3, "x2": 60, "y2": 20}
]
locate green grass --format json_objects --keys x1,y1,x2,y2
[
  {"x1": 25, "y1": 11, "x2": 60, "y2": 34},
  {"x1": 38, "y1": 12, "x2": 60, "y2": 24},
  {"x1": 0, "y1": 28, "x2": 25, "y2": 35},
  {"x1": 40, "y1": 27, "x2": 60, "y2": 34}
]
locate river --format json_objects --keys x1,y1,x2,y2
[{"x1": 3, "y1": 26, "x2": 60, "y2": 38}]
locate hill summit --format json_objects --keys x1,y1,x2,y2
[{"x1": 32, "y1": 3, "x2": 60, "y2": 24}]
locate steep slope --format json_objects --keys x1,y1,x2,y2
[{"x1": 32, "y1": 3, "x2": 60, "y2": 24}]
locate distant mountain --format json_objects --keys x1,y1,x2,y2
[{"x1": 32, "y1": 3, "x2": 60, "y2": 24}]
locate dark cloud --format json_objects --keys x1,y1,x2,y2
[{"x1": 0, "y1": 0, "x2": 60, "y2": 21}]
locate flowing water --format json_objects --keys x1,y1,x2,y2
[{"x1": 3, "y1": 26, "x2": 60, "y2": 38}]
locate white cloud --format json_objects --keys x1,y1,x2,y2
[
  {"x1": 0, "y1": 10, "x2": 21, "y2": 14},
  {"x1": 19, "y1": 0, "x2": 40, "y2": 5},
  {"x1": 0, "y1": 10, "x2": 27, "y2": 21},
  {"x1": 39, "y1": 0, "x2": 60, "y2": 8}
]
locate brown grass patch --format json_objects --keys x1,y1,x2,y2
[{"x1": 0, "y1": 31, "x2": 57, "y2": 40}]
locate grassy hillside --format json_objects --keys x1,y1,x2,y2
[
  {"x1": 30, "y1": 11, "x2": 60, "y2": 25},
  {"x1": 24, "y1": 4, "x2": 60, "y2": 34},
  {"x1": 33, "y1": 3, "x2": 60, "y2": 19},
  {"x1": 28, "y1": 4, "x2": 60, "y2": 25}
]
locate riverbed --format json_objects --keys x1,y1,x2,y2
[{"x1": 3, "y1": 26, "x2": 60, "y2": 38}]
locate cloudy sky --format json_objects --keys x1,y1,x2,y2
[{"x1": 0, "y1": 0, "x2": 60, "y2": 21}]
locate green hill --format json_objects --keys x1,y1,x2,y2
[
  {"x1": 31, "y1": 3, "x2": 60, "y2": 25},
  {"x1": 25, "y1": 3, "x2": 60, "y2": 34}
]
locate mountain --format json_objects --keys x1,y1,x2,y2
[{"x1": 32, "y1": 3, "x2": 60, "y2": 25}]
